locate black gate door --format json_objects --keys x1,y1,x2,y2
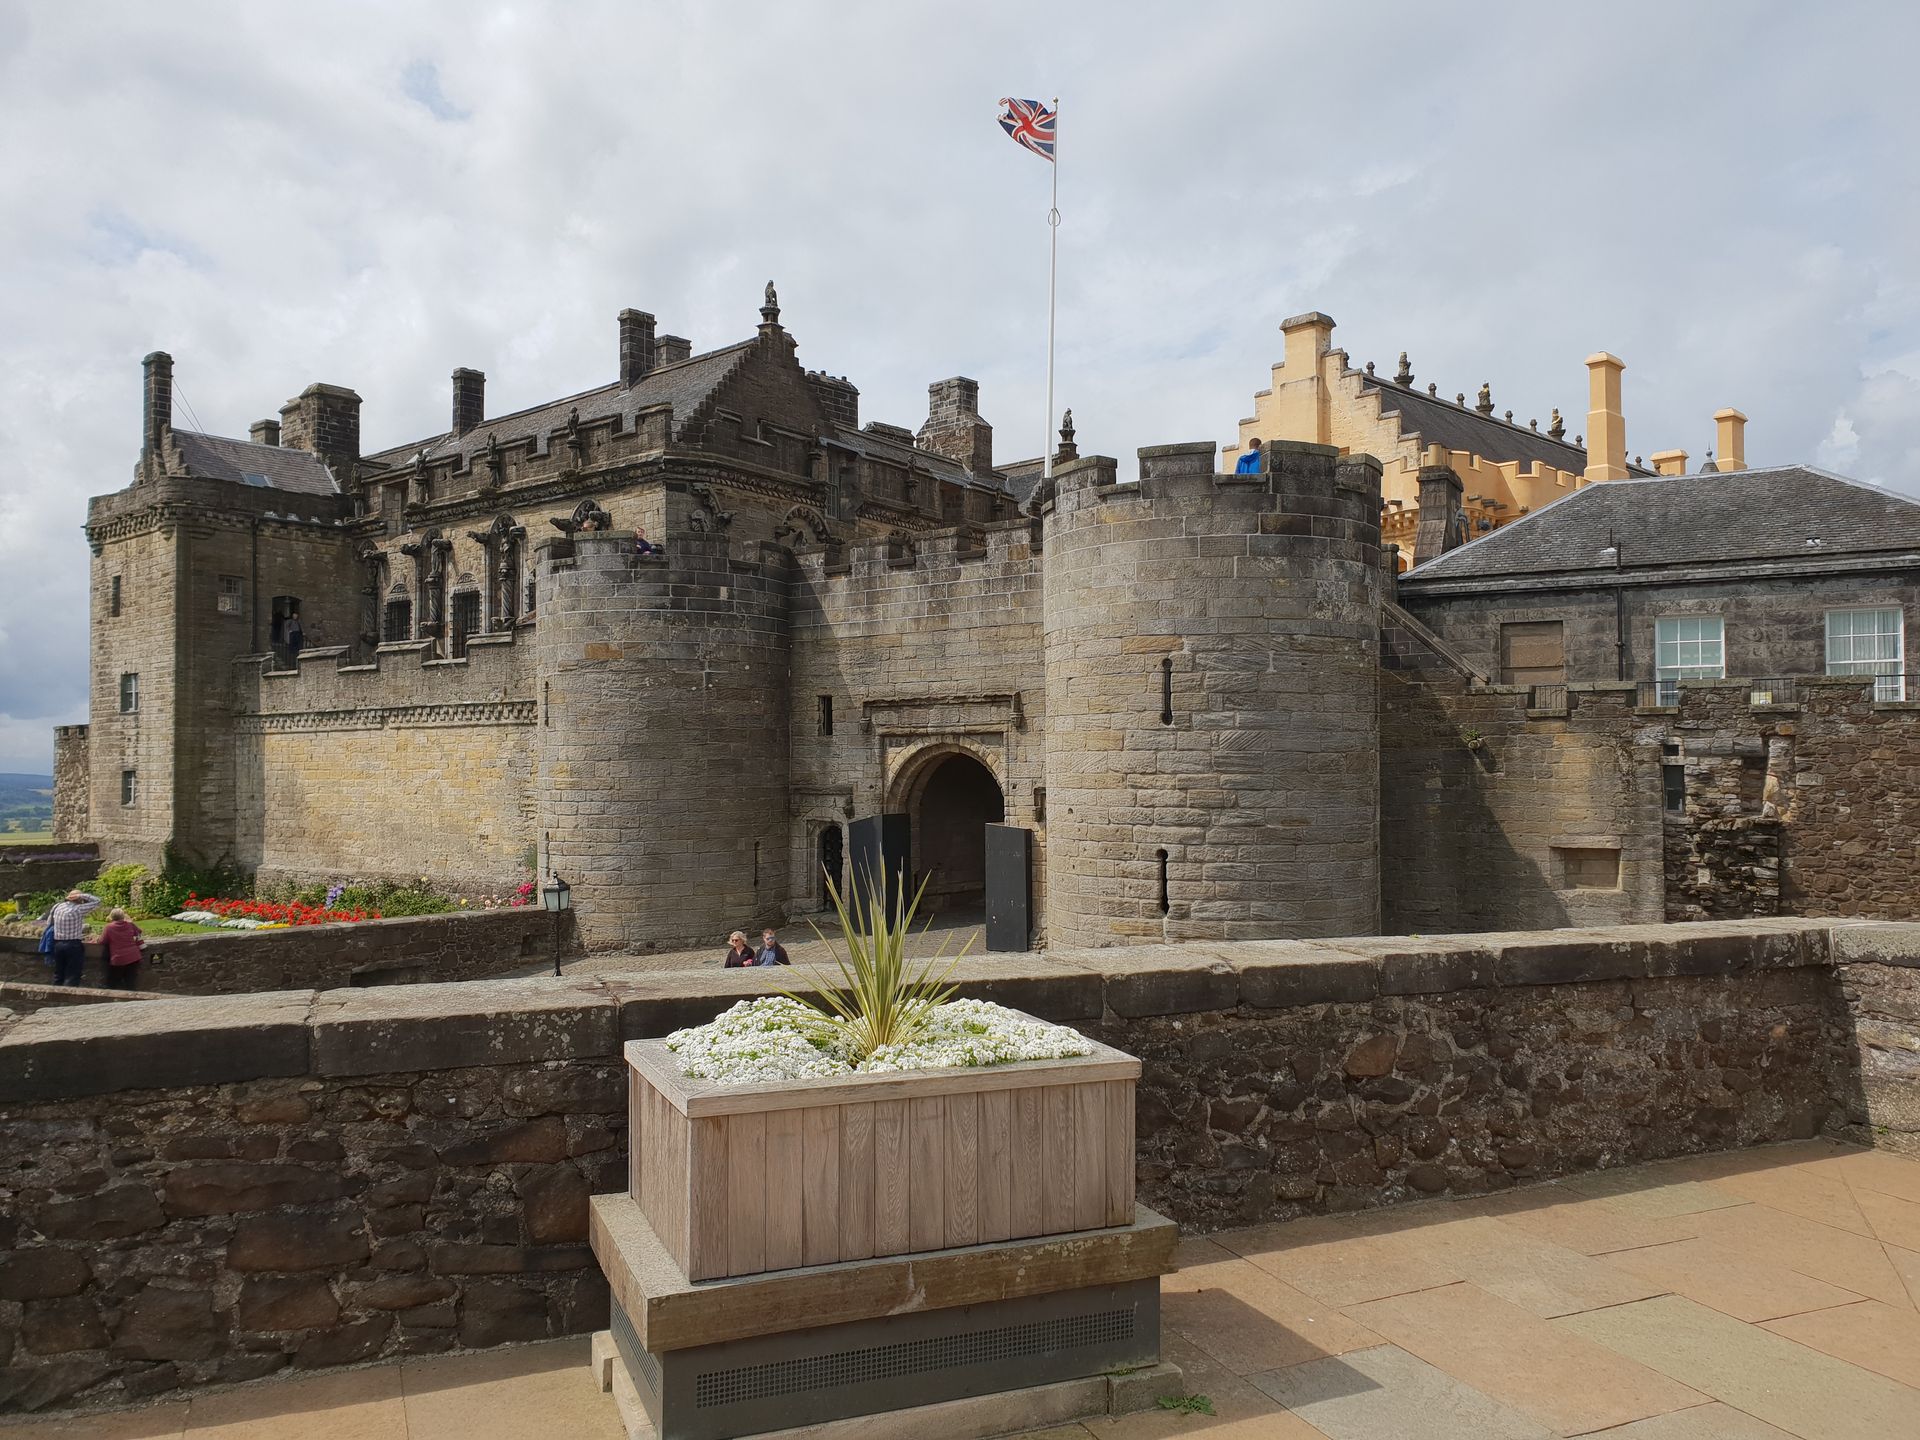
[
  {"x1": 984, "y1": 823, "x2": 1033, "y2": 952},
  {"x1": 847, "y1": 813, "x2": 911, "y2": 927}
]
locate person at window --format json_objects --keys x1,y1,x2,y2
[
  {"x1": 723, "y1": 930, "x2": 756, "y2": 967},
  {"x1": 755, "y1": 928, "x2": 791, "y2": 967},
  {"x1": 1233, "y1": 437, "x2": 1265, "y2": 475},
  {"x1": 46, "y1": 889, "x2": 100, "y2": 987},
  {"x1": 284, "y1": 608, "x2": 305, "y2": 662},
  {"x1": 101, "y1": 907, "x2": 145, "y2": 990},
  {"x1": 635, "y1": 526, "x2": 662, "y2": 557}
]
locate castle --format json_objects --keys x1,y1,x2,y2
[{"x1": 57, "y1": 287, "x2": 1920, "y2": 951}]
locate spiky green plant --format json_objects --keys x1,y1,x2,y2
[{"x1": 783, "y1": 864, "x2": 973, "y2": 1062}]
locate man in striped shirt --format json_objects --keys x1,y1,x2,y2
[{"x1": 47, "y1": 890, "x2": 100, "y2": 987}]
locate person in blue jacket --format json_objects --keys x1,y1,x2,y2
[{"x1": 1234, "y1": 437, "x2": 1264, "y2": 474}]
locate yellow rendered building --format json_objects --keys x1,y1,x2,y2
[{"x1": 1223, "y1": 312, "x2": 1749, "y2": 567}]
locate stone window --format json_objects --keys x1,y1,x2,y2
[
  {"x1": 383, "y1": 483, "x2": 406, "y2": 536},
  {"x1": 1156, "y1": 848, "x2": 1170, "y2": 914},
  {"x1": 449, "y1": 590, "x2": 481, "y2": 659},
  {"x1": 217, "y1": 575, "x2": 243, "y2": 615},
  {"x1": 119, "y1": 672, "x2": 138, "y2": 713},
  {"x1": 1826, "y1": 607, "x2": 1904, "y2": 701},
  {"x1": 269, "y1": 596, "x2": 301, "y2": 659},
  {"x1": 120, "y1": 769, "x2": 137, "y2": 807},
  {"x1": 818, "y1": 695, "x2": 833, "y2": 736},
  {"x1": 110, "y1": 575, "x2": 122, "y2": 617},
  {"x1": 383, "y1": 596, "x2": 412, "y2": 642},
  {"x1": 1500, "y1": 621, "x2": 1565, "y2": 686},
  {"x1": 1160, "y1": 658, "x2": 1174, "y2": 725},
  {"x1": 1555, "y1": 846, "x2": 1620, "y2": 890},
  {"x1": 1663, "y1": 765, "x2": 1686, "y2": 814},
  {"x1": 1654, "y1": 616, "x2": 1723, "y2": 704}
]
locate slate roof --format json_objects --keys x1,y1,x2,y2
[
  {"x1": 1359, "y1": 376, "x2": 1653, "y2": 480},
  {"x1": 830, "y1": 423, "x2": 1019, "y2": 495},
  {"x1": 1401, "y1": 466, "x2": 1920, "y2": 582},
  {"x1": 363, "y1": 343, "x2": 756, "y2": 470},
  {"x1": 173, "y1": 431, "x2": 338, "y2": 495}
]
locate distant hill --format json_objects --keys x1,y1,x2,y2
[{"x1": 0, "y1": 774, "x2": 55, "y2": 835}]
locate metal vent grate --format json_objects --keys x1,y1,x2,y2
[
  {"x1": 694, "y1": 1308, "x2": 1133, "y2": 1410},
  {"x1": 609, "y1": 1300, "x2": 661, "y2": 1398}
]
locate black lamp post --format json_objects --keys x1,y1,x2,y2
[{"x1": 541, "y1": 829, "x2": 571, "y2": 976}]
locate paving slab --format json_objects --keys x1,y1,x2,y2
[
  {"x1": 1698, "y1": 1162, "x2": 1875, "y2": 1235},
  {"x1": 400, "y1": 1337, "x2": 623, "y2": 1440},
  {"x1": 1830, "y1": 1148, "x2": 1920, "y2": 1204},
  {"x1": 1081, "y1": 1333, "x2": 1330, "y2": 1439},
  {"x1": 184, "y1": 1363, "x2": 408, "y2": 1437},
  {"x1": 1761, "y1": 1298, "x2": 1920, "y2": 1389},
  {"x1": 1603, "y1": 1236, "x2": 1868, "y2": 1322},
  {"x1": 1580, "y1": 1404, "x2": 1800, "y2": 1439},
  {"x1": 1162, "y1": 1254, "x2": 1383, "y2": 1375},
  {"x1": 1342, "y1": 1281, "x2": 1705, "y2": 1435},
  {"x1": 1853, "y1": 1186, "x2": 1920, "y2": 1251},
  {"x1": 1562, "y1": 1173, "x2": 1753, "y2": 1220},
  {"x1": 1688, "y1": 1200, "x2": 1915, "y2": 1309},
  {"x1": 1463, "y1": 1188, "x2": 1702, "y2": 1256},
  {"x1": 1377, "y1": 1212, "x2": 1666, "y2": 1317},
  {"x1": 0, "y1": 1402, "x2": 189, "y2": 1437},
  {"x1": 1558, "y1": 1294, "x2": 1920, "y2": 1440},
  {"x1": 1248, "y1": 1343, "x2": 1552, "y2": 1440},
  {"x1": 1235, "y1": 1231, "x2": 1465, "y2": 1308}
]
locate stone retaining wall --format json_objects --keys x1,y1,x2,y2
[
  {"x1": 0, "y1": 919, "x2": 1908, "y2": 1415},
  {"x1": 0, "y1": 908, "x2": 574, "y2": 997}
]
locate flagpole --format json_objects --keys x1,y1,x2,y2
[{"x1": 1044, "y1": 97, "x2": 1059, "y2": 481}]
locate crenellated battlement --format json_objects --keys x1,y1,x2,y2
[{"x1": 233, "y1": 629, "x2": 532, "y2": 728}]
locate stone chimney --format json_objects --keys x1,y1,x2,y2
[
  {"x1": 1583, "y1": 353, "x2": 1628, "y2": 481},
  {"x1": 1281, "y1": 312, "x2": 1335, "y2": 377},
  {"x1": 657, "y1": 335, "x2": 692, "y2": 366},
  {"x1": 1649, "y1": 449, "x2": 1688, "y2": 477},
  {"x1": 807, "y1": 371, "x2": 859, "y2": 430},
  {"x1": 619, "y1": 309, "x2": 657, "y2": 386},
  {"x1": 279, "y1": 383, "x2": 362, "y2": 480},
  {"x1": 249, "y1": 418, "x2": 281, "y2": 447},
  {"x1": 917, "y1": 377, "x2": 994, "y2": 476},
  {"x1": 142, "y1": 351, "x2": 173, "y2": 472},
  {"x1": 1412, "y1": 460, "x2": 1466, "y2": 568},
  {"x1": 1714, "y1": 408, "x2": 1747, "y2": 472},
  {"x1": 452, "y1": 368, "x2": 485, "y2": 434}
]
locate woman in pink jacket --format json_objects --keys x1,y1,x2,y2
[{"x1": 100, "y1": 908, "x2": 145, "y2": 990}]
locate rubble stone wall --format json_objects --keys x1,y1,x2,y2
[{"x1": 0, "y1": 919, "x2": 1905, "y2": 1416}]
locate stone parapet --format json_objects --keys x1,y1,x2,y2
[{"x1": 0, "y1": 918, "x2": 1907, "y2": 1417}]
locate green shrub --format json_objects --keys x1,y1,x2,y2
[
  {"x1": 18, "y1": 888, "x2": 64, "y2": 922},
  {"x1": 93, "y1": 862, "x2": 149, "y2": 911},
  {"x1": 138, "y1": 846, "x2": 253, "y2": 918},
  {"x1": 332, "y1": 880, "x2": 456, "y2": 917}
]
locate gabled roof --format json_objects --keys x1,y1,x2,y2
[
  {"x1": 1361, "y1": 376, "x2": 1653, "y2": 480},
  {"x1": 1401, "y1": 466, "x2": 1920, "y2": 582},
  {"x1": 364, "y1": 342, "x2": 756, "y2": 470},
  {"x1": 173, "y1": 431, "x2": 338, "y2": 495}
]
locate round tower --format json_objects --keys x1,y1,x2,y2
[
  {"x1": 534, "y1": 529, "x2": 790, "y2": 951},
  {"x1": 1041, "y1": 439, "x2": 1383, "y2": 944}
]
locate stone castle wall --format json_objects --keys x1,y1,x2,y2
[
  {"x1": 230, "y1": 634, "x2": 536, "y2": 894},
  {"x1": 0, "y1": 918, "x2": 1903, "y2": 1415},
  {"x1": 50, "y1": 729, "x2": 89, "y2": 844},
  {"x1": 0, "y1": 909, "x2": 572, "y2": 997},
  {"x1": 789, "y1": 521, "x2": 1048, "y2": 925},
  {"x1": 1042, "y1": 441, "x2": 1385, "y2": 945}
]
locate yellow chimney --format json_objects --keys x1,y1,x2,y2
[
  {"x1": 1714, "y1": 408, "x2": 1747, "y2": 472},
  {"x1": 1584, "y1": 353, "x2": 1628, "y2": 482},
  {"x1": 1280, "y1": 311, "x2": 1335, "y2": 377},
  {"x1": 1649, "y1": 449, "x2": 1688, "y2": 477}
]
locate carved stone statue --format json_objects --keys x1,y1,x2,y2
[
  {"x1": 1476, "y1": 383, "x2": 1494, "y2": 415},
  {"x1": 482, "y1": 432, "x2": 504, "y2": 489},
  {"x1": 550, "y1": 499, "x2": 612, "y2": 535}
]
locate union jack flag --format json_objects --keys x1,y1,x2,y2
[{"x1": 998, "y1": 97, "x2": 1056, "y2": 161}]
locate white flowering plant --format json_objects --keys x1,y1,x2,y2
[
  {"x1": 663, "y1": 863, "x2": 1092, "y2": 1084},
  {"x1": 667, "y1": 995, "x2": 1093, "y2": 1084}
]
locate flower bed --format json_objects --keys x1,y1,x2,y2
[
  {"x1": 172, "y1": 894, "x2": 379, "y2": 929},
  {"x1": 667, "y1": 996, "x2": 1093, "y2": 1084}
]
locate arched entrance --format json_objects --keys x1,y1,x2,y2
[
  {"x1": 817, "y1": 823, "x2": 844, "y2": 909},
  {"x1": 906, "y1": 751, "x2": 1005, "y2": 913}
]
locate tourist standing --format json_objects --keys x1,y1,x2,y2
[
  {"x1": 101, "y1": 907, "x2": 145, "y2": 990},
  {"x1": 46, "y1": 889, "x2": 100, "y2": 987},
  {"x1": 723, "y1": 931, "x2": 756, "y2": 967},
  {"x1": 1233, "y1": 437, "x2": 1265, "y2": 475},
  {"x1": 755, "y1": 928, "x2": 791, "y2": 966}
]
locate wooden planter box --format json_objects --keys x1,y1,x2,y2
[{"x1": 626, "y1": 1026, "x2": 1139, "y2": 1281}]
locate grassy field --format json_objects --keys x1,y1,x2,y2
[{"x1": 0, "y1": 829, "x2": 55, "y2": 846}]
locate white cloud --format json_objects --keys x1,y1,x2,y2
[{"x1": 0, "y1": 0, "x2": 1917, "y2": 771}]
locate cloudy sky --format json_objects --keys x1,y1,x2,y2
[{"x1": 2, "y1": 1, "x2": 1916, "y2": 773}]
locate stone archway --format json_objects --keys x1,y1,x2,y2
[{"x1": 890, "y1": 747, "x2": 1005, "y2": 913}]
